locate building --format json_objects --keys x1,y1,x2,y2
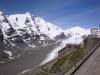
[
  {"x1": 91, "y1": 28, "x2": 99, "y2": 34},
  {"x1": 91, "y1": 28, "x2": 100, "y2": 37}
]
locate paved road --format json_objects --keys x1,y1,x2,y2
[{"x1": 74, "y1": 46, "x2": 100, "y2": 75}]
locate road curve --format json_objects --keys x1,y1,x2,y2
[{"x1": 74, "y1": 46, "x2": 100, "y2": 75}]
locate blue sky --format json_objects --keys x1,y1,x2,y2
[{"x1": 0, "y1": 0, "x2": 100, "y2": 29}]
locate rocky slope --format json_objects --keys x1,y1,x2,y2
[{"x1": 0, "y1": 11, "x2": 67, "y2": 60}]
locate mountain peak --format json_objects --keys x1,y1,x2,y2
[
  {"x1": 0, "y1": 11, "x2": 64, "y2": 41},
  {"x1": 67, "y1": 26, "x2": 86, "y2": 31},
  {"x1": 25, "y1": 12, "x2": 31, "y2": 15},
  {"x1": 65, "y1": 26, "x2": 90, "y2": 36}
]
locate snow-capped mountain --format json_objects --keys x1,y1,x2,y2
[
  {"x1": 0, "y1": 11, "x2": 65, "y2": 43},
  {"x1": 64, "y1": 26, "x2": 91, "y2": 45},
  {"x1": 7, "y1": 12, "x2": 64, "y2": 40},
  {"x1": 33, "y1": 16, "x2": 64, "y2": 39},
  {"x1": 0, "y1": 11, "x2": 91, "y2": 63},
  {"x1": 0, "y1": 11, "x2": 66, "y2": 59},
  {"x1": 65, "y1": 26, "x2": 90, "y2": 36}
]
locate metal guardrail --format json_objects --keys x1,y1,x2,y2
[{"x1": 66, "y1": 43, "x2": 100, "y2": 75}]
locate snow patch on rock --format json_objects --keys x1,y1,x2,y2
[{"x1": 4, "y1": 50, "x2": 12, "y2": 57}]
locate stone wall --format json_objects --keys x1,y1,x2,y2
[{"x1": 85, "y1": 36, "x2": 100, "y2": 52}]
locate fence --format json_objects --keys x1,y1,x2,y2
[{"x1": 66, "y1": 43, "x2": 100, "y2": 75}]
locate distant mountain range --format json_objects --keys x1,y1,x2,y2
[{"x1": 0, "y1": 11, "x2": 91, "y2": 61}]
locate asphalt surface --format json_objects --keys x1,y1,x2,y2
[
  {"x1": 0, "y1": 44, "x2": 58, "y2": 75},
  {"x1": 74, "y1": 46, "x2": 100, "y2": 75}
]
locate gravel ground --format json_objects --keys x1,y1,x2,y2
[{"x1": 0, "y1": 43, "x2": 59, "y2": 75}]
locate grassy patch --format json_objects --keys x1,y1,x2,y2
[{"x1": 49, "y1": 47, "x2": 86, "y2": 74}]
